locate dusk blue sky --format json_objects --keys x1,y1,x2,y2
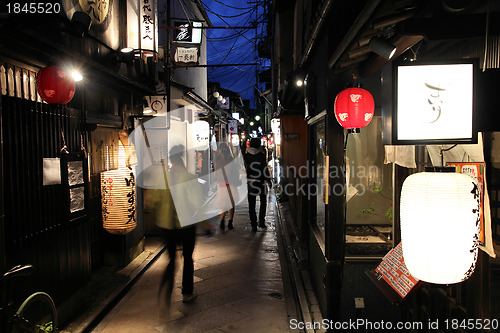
[{"x1": 200, "y1": 0, "x2": 269, "y2": 108}]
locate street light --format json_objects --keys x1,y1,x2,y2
[{"x1": 72, "y1": 71, "x2": 83, "y2": 82}]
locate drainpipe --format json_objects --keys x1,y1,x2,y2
[
  {"x1": 0, "y1": 98, "x2": 4, "y2": 272},
  {"x1": 300, "y1": 0, "x2": 334, "y2": 68}
]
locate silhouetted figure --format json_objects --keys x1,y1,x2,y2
[
  {"x1": 151, "y1": 145, "x2": 201, "y2": 316},
  {"x1": 244, "y1": 138, "x2": 271, "y2": 232}
]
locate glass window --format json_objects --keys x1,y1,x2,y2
[
  {"x1": 345, "y1": 116, "x2": 393, "y2": 258},
  {"x1": 312, "y1": 119, "x2": 326, "y2": 237}
]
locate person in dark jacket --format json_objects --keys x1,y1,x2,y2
[{"x1": 244, "y1": 137, "x2": 271, "y2": 232}]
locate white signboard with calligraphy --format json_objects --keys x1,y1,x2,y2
[
  {"x1": 174, "y1": 47, "x2": 199, "y2": 64},
  {"x1": 192, "y1": 121, "x2": 210, "y2": 150},
  {"x1": 140, "y1": 0, "x2": 157, "y2": 52},
  {"x1": 395, "y1": 62, "x2": 475, "y2": 144},
  {"x1": 173, "y1": 21, "x2": 203, "y2": 44}
]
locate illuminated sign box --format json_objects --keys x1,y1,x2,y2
[
  {"x1": 382, "y1": 60, "x2": 478, "y2": 145},
  {"x1": 173, "y1": 21, "x2": 203, "y2": 44}
]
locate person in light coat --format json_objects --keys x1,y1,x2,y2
[{"x1": 151, "y1": 145, "x2": 202, "y2": 311}]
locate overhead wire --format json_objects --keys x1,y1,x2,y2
[
  {"x1": 212, "y1": 0, "x2": 255, "y2": 10},
  {"x1": 199, "y1": 0, "x2": 266, "y2": 107},
  {"x1": 203, "y1": 6, "x2": 256, "y2": 19},
  {"x1": 204, "y1": 4, "x2": 255, "y2": 69},
  {"x1": 209, "y1": 63, "x2": 255, "y2": 83},
  {"x1": 209, "y1": 61, "x2": 255, "y2": 80},
  {"x1": 208, "y1": 49, "x2": 255, "y2": 73},
  {"x1": 206, "y1": 36, "x2": 253, "y2": 57},
  {"x1": 199, "y1": 0, "x2": 256, "y2": 45},
  {"x1": 204, "y1": 8, "x2": 253, "y2": 54},
  {"x1": 224, "y1": 70, "x2": 255, "y2": 90}
]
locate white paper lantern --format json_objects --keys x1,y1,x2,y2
[{"x1": 400, "y1": 171, "x2": 480, "y2": 284}]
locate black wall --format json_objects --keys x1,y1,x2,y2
[{"x1": 1, "y1": 96, "x2": 91, "y2": 305}]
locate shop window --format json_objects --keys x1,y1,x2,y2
[
  {"x1": 345, "y1": 116, "x2": 393, "y2": 258},
  {"x1": 311, "y1": 118, "x2": 326, "y2": 237}
]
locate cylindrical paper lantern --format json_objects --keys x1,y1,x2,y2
[
  {"x1": 101, "y1": 166, "x2": 137, "y2": 234},
  {"x1": 36, "y1": 66, "x2": 75, "y2": 104},
  {"x1": 400, "y1": 172, "x2": 480, "y2": 284},
  {"x1": 333, "y1": 86, "x2": 374, "y2": 133}
]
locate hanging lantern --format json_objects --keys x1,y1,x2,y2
[
  {"x1": 333, "y1": 85, "x2": 374, "y2": 133},
  {"x1": 36, "y1": 66, "x2": 76, "y2": 104},
  {"x1": 101, "y1": 166, "x2": 137, "y2": 234},
  {"x1": 101, "y1": 143, "x2": 136, "y2": 235},
  {"x1": 400, "y1": 169, "x2": 480, "y2": 284}
]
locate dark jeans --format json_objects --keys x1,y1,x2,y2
[
  {"x1": 160, "y1": 226, "x2": 196, "y2": 296},
  {"x1": 247, "y1": 180, "x2": 267, "y2": 226}
]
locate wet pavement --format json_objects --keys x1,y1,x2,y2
[{"x1": 89, "y1": 195, "x2": 292, "y2": 333}]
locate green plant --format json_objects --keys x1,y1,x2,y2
[
  {"x1": 360, "y1": 187, "x2": 393, "y2": 221},
  {"x1": 360, "y1": 202, "x2": 375, "y2": 214}
]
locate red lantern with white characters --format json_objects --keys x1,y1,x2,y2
[
  {"x1": 334, "y1": 84, "x2": 375, "y2": 133},
  {"x1": 36, "y1": 66, "x2": 76, "y2": 104}
]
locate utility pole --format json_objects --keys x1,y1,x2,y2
[{"x1": 166, "y1": 0, "x2": 171, "y2": 117}]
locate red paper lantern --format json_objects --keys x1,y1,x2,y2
[
  {"x1": 36, "y1": 66, "x2": 75, "y2": 104},
  {"x1": 334, "y1": 86, "x2": 375, "y2": 133}
]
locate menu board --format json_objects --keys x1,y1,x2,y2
[{"x1": 374, "y1": 242, "x2": 420, "y2": 299}]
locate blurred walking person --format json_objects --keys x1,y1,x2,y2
[
  {"x1": 244, "y1": 138, "x2": 271, "y2": 232},
  {"x1": 151, "y1": 145, "x2": 202, "y2": 317}
]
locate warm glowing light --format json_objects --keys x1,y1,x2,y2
[
  {"x1": 121, "y1": 47, "x2": 134, "y2": 53},
  {"x1": 396, "y1": 63, "x2": 474, "y2": 143},
  {"x1": 400, "y1": 171, "x2": 480, "y2": 284},
  {"x1": 388, "y1": 48, "x2": 396, "y2": 59},
  {"x1": 72, "y1": 71, "x2": 83, "y2": 82},
  {"x1": 101, "y1": 143, "x2": 137, "y2": 235},
  {"x1": 296, "y1": 79, "x2": 303, "y2": 87},
  {"x1": 231, "y1": 134, "x2": 239, "y2": 146}
]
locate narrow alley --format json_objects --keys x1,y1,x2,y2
[{"x1": 64, "y1": 195, "x2": 297, "y2": 333}]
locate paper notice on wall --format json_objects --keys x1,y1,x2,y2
[
  {"x1": 43, "y1": 158, "x2": 61, "y2": 186},
  {"x1": 374, "y1": 242, "x2": 420, "y2": 298}
]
